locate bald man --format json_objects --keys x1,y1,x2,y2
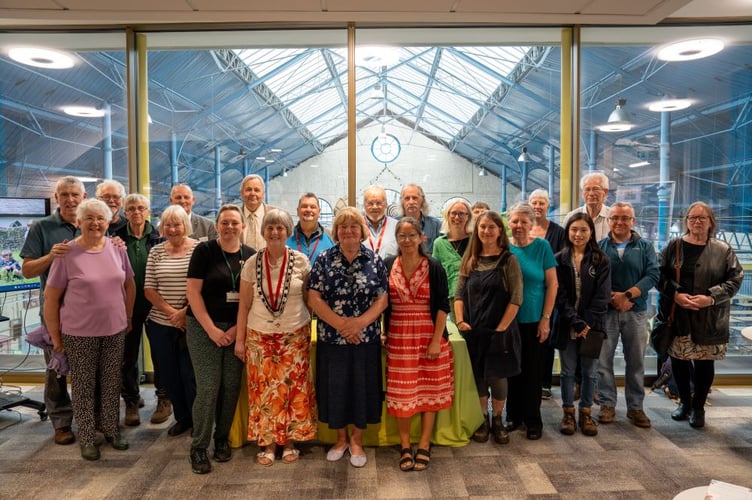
[{"x1": 169, "y1": 184, "x2": 218, "y2": 242}]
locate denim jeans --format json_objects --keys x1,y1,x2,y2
[
  {"x1": 560, "y1": 338, "x2": 598, "y2": 409},
  {"x1": 598, "y1": 310, "x2": 648, "y2": 410}
]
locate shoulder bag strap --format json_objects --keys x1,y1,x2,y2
[{"x1": 669, "y1": 240, "x2": 681, "y2": 325}]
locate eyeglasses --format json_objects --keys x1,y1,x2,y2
[
  {"x1": 687, "y1": 215, "x2": 709, "y2": 222},
  {"x1": 396, "y1": 233, "x2": 420, "y2": 241},
  {"x1": 126, "y1": 205, "x2": 149, "y2": 212},
  {"x1": 582, "y1": 187, "x2": 604, "y2": 194},
  {"x1": 609, "y1": 216, "x2": 633, "y2": 222},
  {"x1": 449, "y1": 211, "x2": 469, "y2": 218}
]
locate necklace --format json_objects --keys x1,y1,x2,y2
[
  {"x1": 450, "y1": 237, "x2": 467, "y2": 255},
  {"x1": 256, "y1": 248, "x2": 295, "y2": 321}
]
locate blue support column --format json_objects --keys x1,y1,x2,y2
[
  {"x1": 264, "y1": 167, "x2": 270, "y2": 204},
  {"x1": 657, "y1": 111, "x2": 671, "y2": 250},
  {"x1": 519, "y1": 159, "x2": 528, "y2": 200},
  {"x1": 242, "y1": 157, "x2": 250, "y2": 178},
  {"x1": 548, "y1": 147, "x2": 555, "y2": 202},
  {"x1": 103, "y1": 102, "x2": 113, "y2": 179},
  {"x1": 501, "y1": 165, "x2": 507, "y2": 212},
  {"x1": 215, "y1": 146, "x2": 222, "y2": 211},
  {"x1": 170, "y1": 131, "x2": 178, "y2": 185},
  {"x1": 588, "y1": 129, "x2": 597, "y2": 173}
]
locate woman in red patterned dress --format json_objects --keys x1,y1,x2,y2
[{"x1": 384, "y1": 217, "x2": 453, "y2": 472}]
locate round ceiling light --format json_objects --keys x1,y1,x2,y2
[
  {"x1": 648, "y1": 99, "x2": 693, "y2": 112},
  {"x1": 657, "y1": 38, "x2": 724, "y2": 62},
  {"x1": 63, "y1": 106, "x2": 106, "y2": 118},
  {"x1": 8, "y1": 47, "x2": 75, "y2": 69},
  {"x1": 598, "y1": 122, "x2": 634, "y2": 133}
]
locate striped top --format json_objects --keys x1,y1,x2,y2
[{"x1": 144, "y1": 241, "x2": 196, "y2": 327}]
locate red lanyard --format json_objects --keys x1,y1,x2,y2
[
  {"x1": 295, "y1": 230, "x2": 321, "y2": 261},
  {"x1": 365, "y1": 216, "x2": 387, "y2": 254},
  {"x1": 264, "y1": 249, "x2": 288, "y2": 311}
]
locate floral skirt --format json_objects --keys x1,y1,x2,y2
[
  {"x1": 668, "y1": 334, "x2": 727, "y2": 361},
  {"x1": 245, "y1": 324, "x2": 317, "y2": 446}
]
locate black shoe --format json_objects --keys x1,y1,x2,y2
[
  {"x1": 190, "y1": 447, "x2": 212, "y2": 474},
  {"x1": 689, "y1": 408, "x2": 705, "y2": 428},
  {"x1": 472, "y1": 417, "x2": 490, "y2": 443},
  {"x1": 491, "y1": 415, "x2": 509, "y2": 445},
  {"x1": 105, "y1": 433, "x2": 129, "y2": 450},
  {"x1": 526, "y1": 427, "x2": 542, "y2": 440},
  {"x1": 167, "y1": 420, "x2": 192, "y2": 437},
  {"x1": 671, "y1": 403, "x2": 690, "y2": 421},
  {"x1": 213, "y1": 440, "x2": 232, "y2": 462}
]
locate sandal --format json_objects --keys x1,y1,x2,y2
[
  {"x1": 256, "y1": 448, "x2": 276, "y2": 467},
  {"x1": 282, "y1": 447, "x2": 300, "y2": 464},
  {"x1": 398, "y1": 447, "x2": 414, "y2": 472},
  {"x1": 413, "y1": 447, "x2": 431, "y2": 472}
]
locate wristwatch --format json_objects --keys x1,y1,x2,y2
[{"x1": 624, "y1": 290, "x2": 633, "y2": 299}]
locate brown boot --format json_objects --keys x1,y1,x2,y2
[
  {"x1": 472, "y1": 415, "x2": 490, "y2": 443},
  {"x1": 559, "y1": 407, "x2": 576, "y2": 435},
  {"x1": 491, "y1": 415, "x2": 509, "y2": 444},
  {"x1": 151, "y1": 398, "x2": 172, "y2": 424},
  {"x1": 124, "y1": 402, "x2": 140, "y2": 426},
  {"x1": 579, "y1": 407, "x2": 598, "y2": 436}
]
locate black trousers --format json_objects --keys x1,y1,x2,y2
[{"x1": 506, "y1": 322, "x2": 543, "y2": 430}]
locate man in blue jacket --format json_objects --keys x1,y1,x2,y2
[{"x1": 597, "y1": 202, "x2": 659, "y2": 428}]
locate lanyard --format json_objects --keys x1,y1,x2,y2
[
  {"x1": 264, "y1": 248, "x2": 288, "y2": 311},
  {"x1": 221, "y1": 245, "x2": 244, "y2": 292},
  {"x1": 295, "y1": 230, "x2": 321, "y2": 261},
  {"x1": 365, "y1": 216, "x2": 387, "y2": 254}
]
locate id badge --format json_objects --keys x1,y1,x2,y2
[{"x1": 226, "y1": 291, "x2": 240, "y2": 303}]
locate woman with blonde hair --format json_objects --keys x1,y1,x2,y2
[{"x1": 307, "y1": 207, "x2": 388, "y2": 468}]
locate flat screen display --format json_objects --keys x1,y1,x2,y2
[{"x1": 0, "y1": 198, "x2": 52, "y2": 294}]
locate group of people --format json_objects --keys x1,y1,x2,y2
[{"x1": 19, "y1": 170, "x2": 743, "y2": 474}]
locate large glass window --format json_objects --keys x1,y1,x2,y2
[
  {"x1": 580, "y1": 26, "x2": 752, "y2": 370},
  {"x1": 0, "y1": 33, "x2": 127, "y2": 369}
]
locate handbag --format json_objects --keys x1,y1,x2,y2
[
  {"x1": 650, "y1": 240, "x2": 681, "y2": 356},
  {"x1": 578, "y1": 330, "x2": 605, "y2": 359}
]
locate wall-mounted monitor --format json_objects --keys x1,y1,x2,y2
[{"x1": 0, "y1": 197, "x2": 52, "y2": 294}]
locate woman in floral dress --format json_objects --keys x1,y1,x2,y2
[
  {"x1": 384, "y1": 217, "x2": 453, "y2": 472},
  {"x1": 307, "y1": 207, "x2": 389, "y2": 468},
  {"x1": 235, "y1": 209, "x2": 316, "y2": 466}
]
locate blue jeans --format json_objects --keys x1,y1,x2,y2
[
  {"x1": 598, "y1": 310, "x2": 648, "y2": 410},
  {"x1": 560, "y1": 338, "x2": 598, "y2": 409}
]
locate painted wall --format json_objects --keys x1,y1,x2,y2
[{"x1": 267, "y1": 121, "x2": 517, "y2": 220}]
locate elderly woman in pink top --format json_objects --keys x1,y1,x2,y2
[{"x1": 44, "y1": 198, "x2": 136, "y2": 461}]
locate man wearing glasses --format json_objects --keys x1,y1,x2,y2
[
  {"x1": 96, "y1": 179, "x2": 128, "y2": 234},
  {"x1": 597, "y1": 202, "x2": 659, "y2": 428},
  {"x1": 564, "y1": 172, "x2": 611, "y2": 241},
  {"x1": 114, "y1": 194, "x2": 163, "y2": 427},
  {"x1": 362, "y1": 185, "x2": 398, "y2": 259}
]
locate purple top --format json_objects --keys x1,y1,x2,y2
[{"x1": 47, "y1": 239, "x2": 134, "y2": 337}]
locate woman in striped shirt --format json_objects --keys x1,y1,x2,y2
[{"x1": 145, "y1": 205, "x2": 199, "y2": 438}]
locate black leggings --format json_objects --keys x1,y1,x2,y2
[{"x1": 670, "y1": 357, "x2": 714, "y2": 409}]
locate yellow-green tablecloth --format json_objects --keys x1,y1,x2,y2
[{"x1": 228, "y1": 322, "x2": 483, "y2": 448}]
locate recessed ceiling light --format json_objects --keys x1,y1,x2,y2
[
  {"x1": 77, "y1": 176, "x2": 100, "y2": 183},
  {"x1": 309, "y1": 164, "x2": 319, "y2": 168},
  {"x1": 269, "y1": 148, "x2": 283, "y2": 153},
  {"x1": 648, "y1": 99, "x2": 692, "y2": 112},
  {"x1": 62, "y1": 106, "x2": 105, "y2": 118},
  {"x1": 8, "y1": 47, "x2": 75, "y2": 69},
  {"x1": 657, "y1": 38, "x2": 724, "y2": 62},
  {"x1": 265, "y1": 159, "x2": 275, "y2": 163},
  {"x1": 255, "y1": 156, "x2": 266, "y2": 160}
]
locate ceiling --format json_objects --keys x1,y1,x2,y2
[{"x1": 0, "y1": 0, "x2": 750, "y2": 27}]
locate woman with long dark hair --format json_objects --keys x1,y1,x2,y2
[
  {"x1": 454, "y1": 211, "x2": 523, "y2": 445},
  {"x1": 555, "y1": 213, "x2": 610, "y2": 436}
]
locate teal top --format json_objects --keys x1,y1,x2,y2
[{"x1": 510, "y1": 237, "x2": 556, "y2": 323}]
